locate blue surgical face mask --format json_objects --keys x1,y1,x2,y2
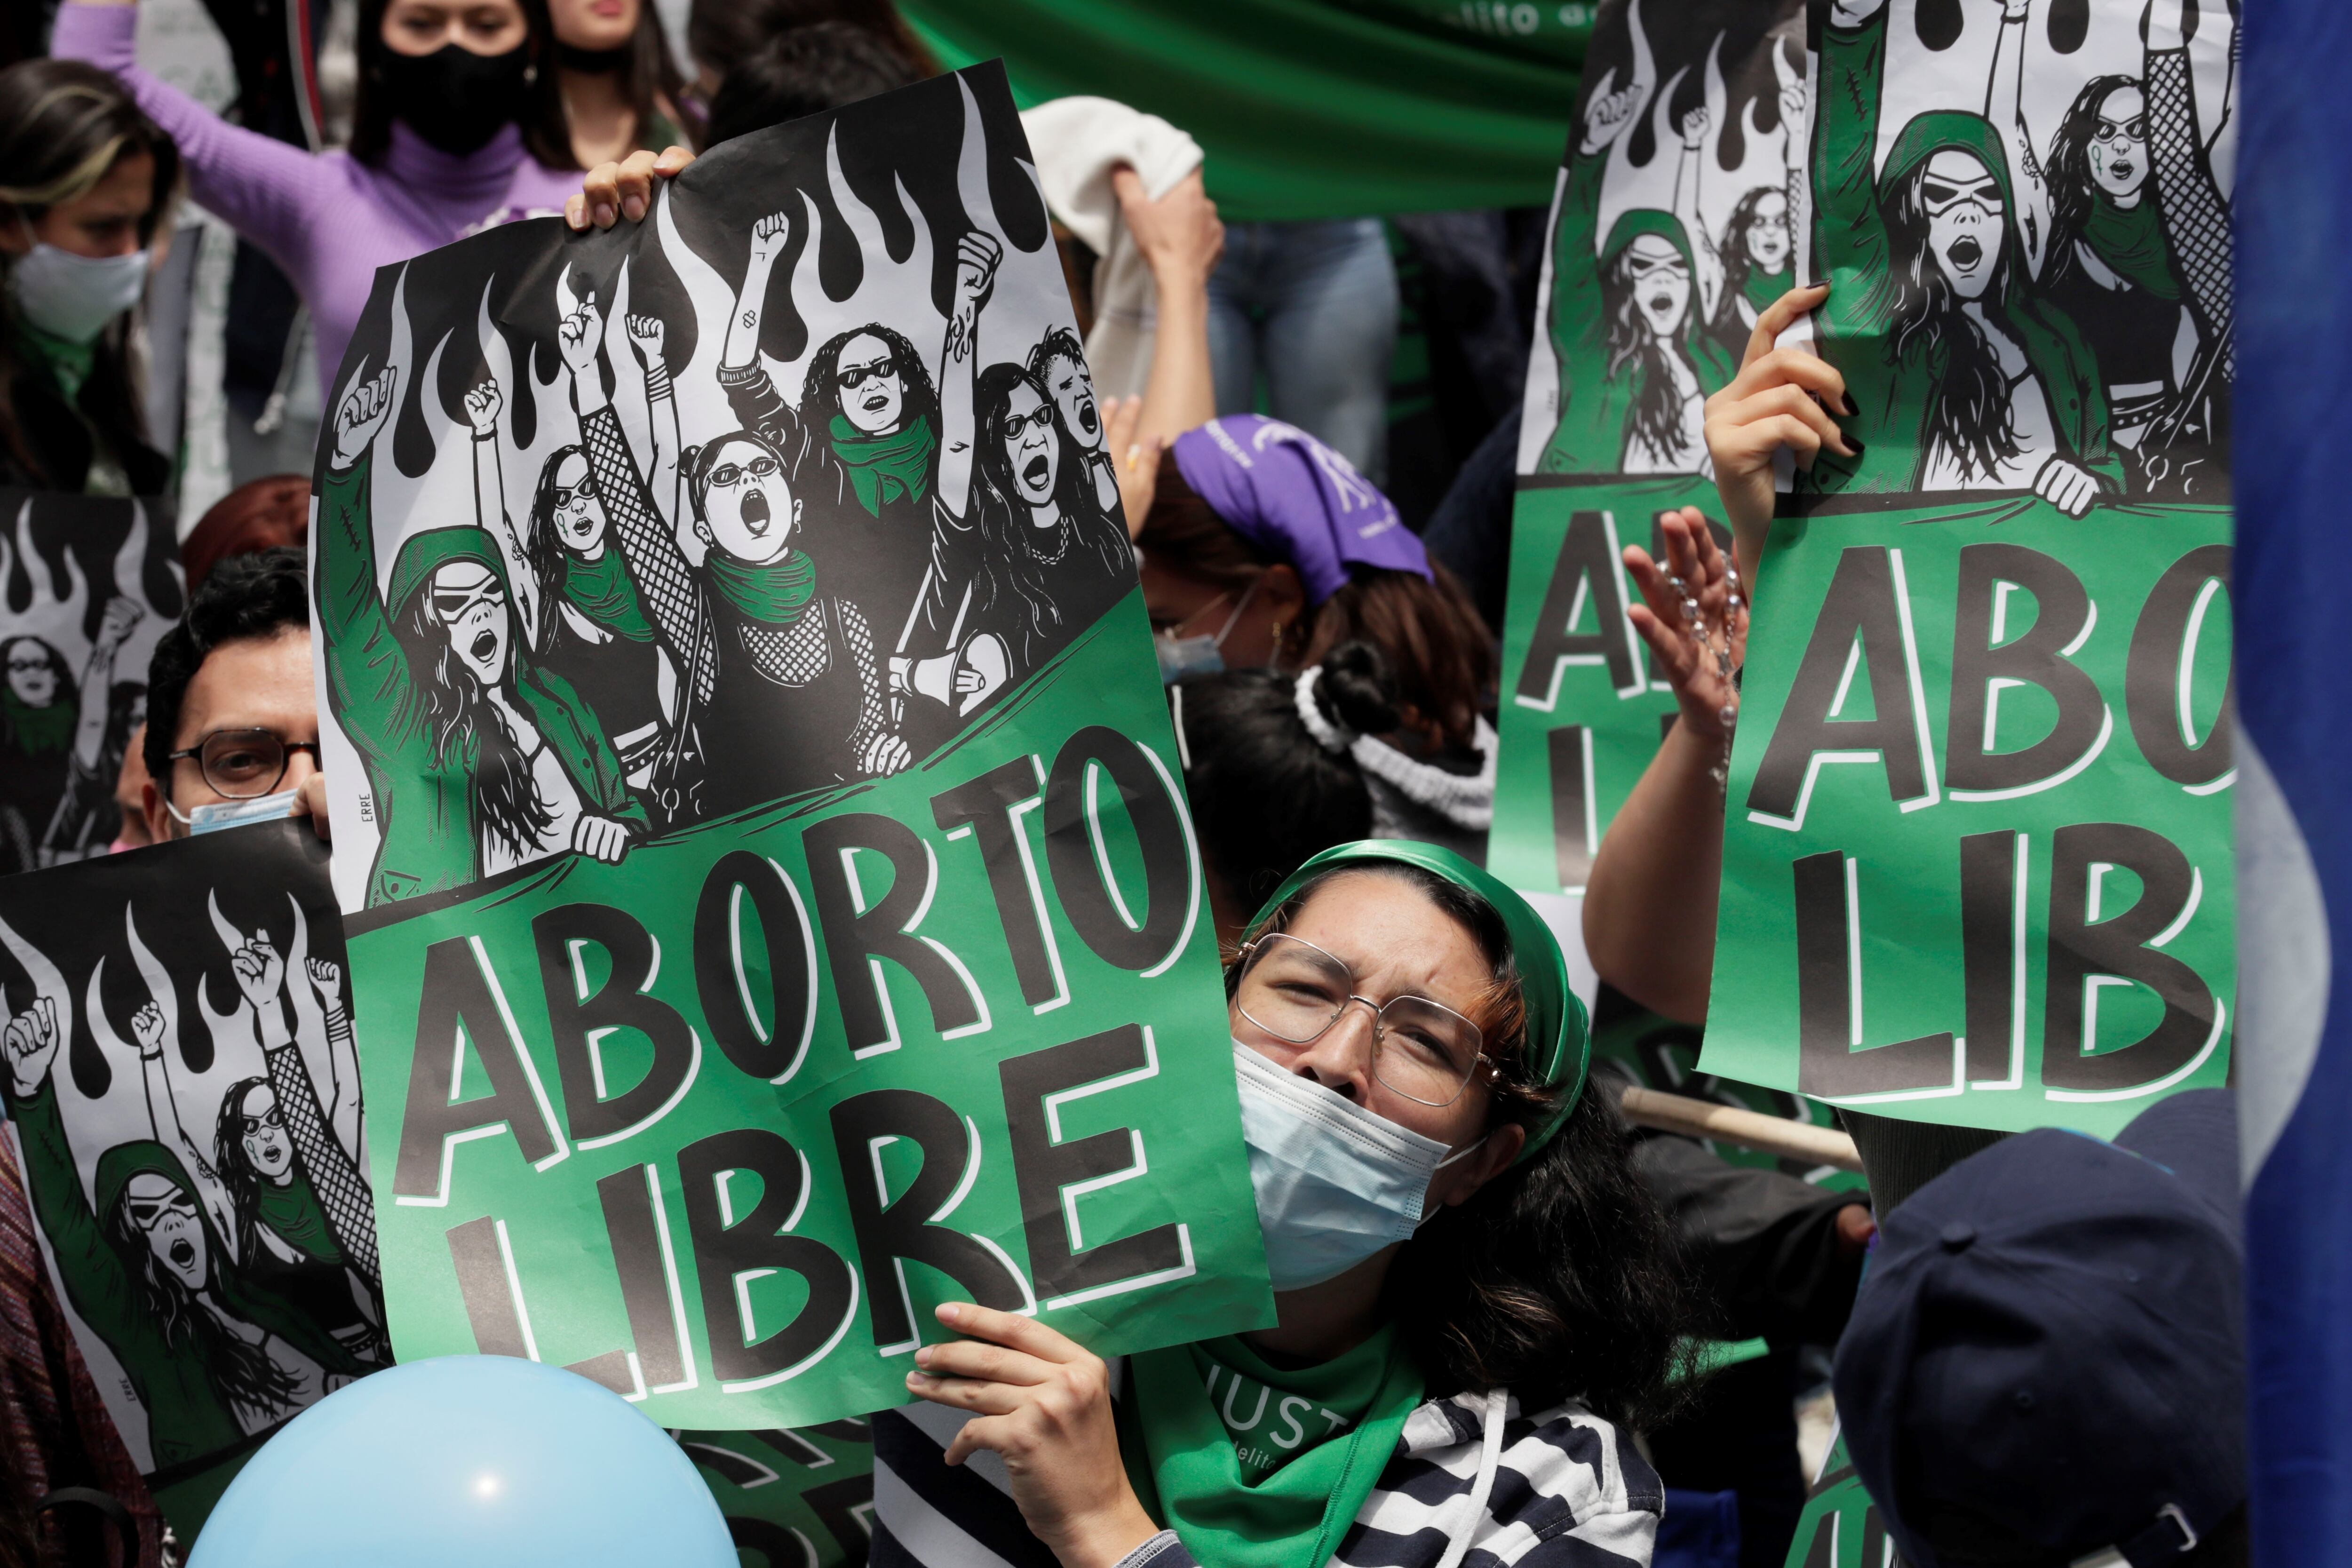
[
  {"x1": 1233, "y1": 1040, "x2": 1485, "y2": 1291},
  {"x1": 1154, "y1": 576, "x2": 1261, "y2": 685}
]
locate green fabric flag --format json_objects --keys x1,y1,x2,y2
[
  {"x1": 703, "y1": 548, "x2": 817, "y2": 626},
  {"x1": 1123, "y1": 1327, "x2": 1422, "y2": 1568},
  {"x1": 561, "y1": 548, "x2": 655, "y2": 643},
  {"x1": 829, "y1": 412, "x2": 938, "y2": 516},
  {"x1": 900, "y1": 0, "x2": 1592, "y2": 220}
]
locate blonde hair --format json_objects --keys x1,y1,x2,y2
[{"x1": 0, "y1": 86, "x2": 132, "y2": 214}]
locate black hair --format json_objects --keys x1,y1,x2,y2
[
  {"x1": 349, "y1": 0, "x2": 577, "y2": 171},
  {"x1": 704, "y1": 21, "x2": 920, "y2": 146},
  {"x1": 1240, "y1": 863, "x2": 1697, "y2": 1427},
  {"x1": 525, "y1": 443, "x2": 596, "y2": 633},
  {"x1": 969, "y1": 362, "x2": 1132, "y2": 663},
  {"x1": 1602, "y1": 239, "x2": 1702, "y2": 468},
  {"x1": 1717, "y1": 184, "x2": 1791, "y2": 308},
  {"x1": 389, "y1": 575, "x2": 553, "y2": 861},
  {"x1": 143, "y1": 547, "x2": 310, "y2": 794},
  {"x1": 1171, "y1": 641, "x2": 1394, "y2": 923},
  {"x1": 682, "y1": 427, "x2": 792, "y2": 527},
  {"x1": 0, "y1": 637, "x2": 75, "y2": 712},
  {"x1": 102, "y1": 1173, "x2": 303, "y2": 1419},
  {"x1": 1881, "y1": 156, "x2": 2022, "y2": 484},
  {"x1": 2045, "y1": 74, "x2": 2145, "y2": 288},
  {"x1": 0, "y1": 58, "x2": 181, "y2": 490},
  {"x1": 212, "y1": 1075, "x2": 286, "y2": 1277},
  {"x1": 799, "y1": 323, "x2": 937, "y2": 437},
  {"x1": 686, "y1": 0, "x2": 936, "y2": 90}
]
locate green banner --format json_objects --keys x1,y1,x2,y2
[
  {"x1": 682, "y1": 1420, "x2": 875, "y2": 1566},
  {"x1": 1700, "y1": 496, "x2": 2233, "y2": 1135},
  {"x1": 1781, "y1": 1433, "x2": 1891, "y2": 1568},
  {"x1": 315, "y1": 66, "x2": 1271, "y2": 1427}
]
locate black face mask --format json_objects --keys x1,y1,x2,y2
[{"x1": 378, "y1": 42, "x2": 532, "y2": 157}]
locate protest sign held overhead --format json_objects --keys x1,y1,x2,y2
[
  {"x1": 1697, "y1": 0, "x2": 2235, "y2": 1135},
  {"x1": 1493, "y1": 0, "x2": 1806, "y2": 896},
  {"x1": 0, "y1": 821, "x2": 381, "y2": 1527},
  {"x1": 313, "y1": 64, "x2": 1272, "y2": 1427},
  {"x1": 0, "y1": 491, "x2": 180, "y2": 873}
]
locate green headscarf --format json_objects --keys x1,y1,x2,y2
[
  {"x1": 828, "y1": 412, "x2": 938, "y2": 517},
  {"x1": 1246, "y1": 840, "x2": 1589, "y2": 1163},
  {"x1": 704, "y1": 549, "x2": 817, "y2": 627},
  {"x1": 561, "y1": 548, "x2": 655, "y2": 643}
]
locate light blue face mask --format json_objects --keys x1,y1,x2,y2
[
  {"x1": 1153, "y1": 576, "x2": 1260, "y2": 685},
  {"x1": 1233, "y1": 1041, "x2": 1486, "y2": 1291}
]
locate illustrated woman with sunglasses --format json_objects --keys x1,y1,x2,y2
[
  {"x1": 1534, "y1": 83, "x2": 1740, "y2": 476},
  {"x1": 1802, "y1": 0, "x2": 2121, "y2": 514},
  {"x1": 318, "y1": 361, "x2": 647, "y2": 907},
  {"x1": 2018, "y1": 0, "x2": 2235, "y2": 495},
  {"x1": 715, "y1": 211, "x2": 946, "y2": 642},
  {"x1": 2, "y1": 992, "x2": 368, "y2": 1467},
  {"x1": 874, "y1": 842, "x2": 1692, "y2": 1568}
]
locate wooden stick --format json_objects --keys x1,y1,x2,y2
[{"x1": 1617, "y1": 1084, "x2": 1865, "y2": 1173}]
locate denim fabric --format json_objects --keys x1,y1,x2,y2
[{"x1": 1207, "y1": 218, "x2": 1398, "y2": 483}]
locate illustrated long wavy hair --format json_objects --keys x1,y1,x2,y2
[
  {"x1": 212, "y1": 1076, "x2": 291, "y2": 1274},
  {"x1": 1718, "y1": 185, "x2": 1788, "y2": 311},
  {"x1": 1601, "y1": 246, "x2": 1700, "y2": 467},
  {"x1": 525, "y1": 443, "x2": 592, "y2": 639},
  {"x1": 970, "y1": 364, "x2": 1130, "y2": 663},
  {"x1": 801, "y1": 324, "x2": 938, "y2": 436},
  {"x1": 103, "y1": 1183, "x2": 302, "y2": 1418},
  {"x1": 2045, "y1": 74, "x2": 2145, "y2": 288},
  {"x1": 1882, "y1": 161, "x2": 2022, "y2": 483},
  {"x1": 390, "y1": 589, "x2": 553, "y2": 860}
]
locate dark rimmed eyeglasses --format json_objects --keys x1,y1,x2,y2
[{"x1": 166, "y1": 729, "x2": 323, "y2": 799}]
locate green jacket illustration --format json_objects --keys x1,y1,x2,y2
[
  {"x1": 1537, "y1": 149, "x2": 1739, "y2": 476},
  {"x1": 1805, "y1": 8, "x2": 2123, "y2": 499},
  {"x1": 12, "y1": 1081, "x2": 362, "y2": 1469},
  {"x1": 316, "y1": 452, "x2": 648, "y2": 907}
]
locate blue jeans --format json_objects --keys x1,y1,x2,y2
[{"x1": 1206, "y1": 218, "x2": 1398, "y2": 483}]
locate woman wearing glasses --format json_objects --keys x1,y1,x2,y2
[
  {"x1": 316, "y1": 363, "x2": 646, "y2": 907},
  {"x1": 876, "y1": 840, "x2": 1690, "y2": 1568}
]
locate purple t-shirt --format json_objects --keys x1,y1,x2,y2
[{"x1": 55, "y1": 2, "x2": 582, "y2": 398}]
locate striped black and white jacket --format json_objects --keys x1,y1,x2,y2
[{"x1": 873, "y1": 1375, "x2": 1662, "y2": 1568}]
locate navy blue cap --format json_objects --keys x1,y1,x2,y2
[{"x1": 1832, "y1": 1091, "x2": 2243, "y2": 1568}]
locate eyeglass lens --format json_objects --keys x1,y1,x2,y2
[{"x1": 1235, "y1": 933, "x2": 1483, "y2": 1106}]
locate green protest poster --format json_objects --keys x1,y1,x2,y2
[
  {"x1": 311, "y1": 64, "x2": 1271, "y2": 1429},
  {"x1": 1698, "y1": 0, "x2": 2237, "y2": 1135},
  {"x1": 1780, "y1": 1432, "x2": 1891, "y2": 1568},
  {"x1": 1493, "y1": 0, "x2": 1806, "y2": 895},
  {"x1": 681, "y1": 1419, "x2": 875, "y2": 1567}
]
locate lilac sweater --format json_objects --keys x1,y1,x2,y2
[{"x1": 55, "y1": 2, "x2": 582, "y2": 398}]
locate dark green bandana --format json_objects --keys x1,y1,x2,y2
[
  {"x1": 2, "y1": 687, "x2": 74, "y2": 756},
  {"x1": 16, "y1": 319, "x2": 95, "y2": 405},
  {"x1": 828, "y1": 411, "x2": 938, "y2": 517},
  {"x1": 1742, "y1": 264, "x2": 1795, "y2": 315},
  {"x1": 1121, "y1": 1328, "x2": 1422, "y2": 1568},
  {"x1": 2080, "y1": 192, "x2": 2180, "y2": 302},
  {"x1": 255, "y1": 1170, "x2": 343, "y2": 1266},
  {"x1": 561, "y1": 547, "x2": 654, "y2": 643},
  {"x1": 706, "y1": 548, "x2": 817, "y2": 627}
]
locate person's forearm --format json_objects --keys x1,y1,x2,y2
[
  {"x1": 1135, "y1": 264, "x2": 1215, "y2": 449},
  {"x1": 1584, "y1": 720, "x2": 1728, "y2": 1022}
]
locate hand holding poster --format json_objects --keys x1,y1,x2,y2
[
  {"x1": 316, "y1": 65, "x2": 1270, "y2": 1426},
  {"x1": 1697, "y1": 0, "x2": 2236, "y2": 1134}
]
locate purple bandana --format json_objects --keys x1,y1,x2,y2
[{"x1": 1170, "y1": 416, "x2": 1429, "y2": 605}]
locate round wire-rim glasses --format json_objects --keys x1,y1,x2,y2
[{"x1": 1233, "y1": 931, "x2": 1488, "y2": 1108}]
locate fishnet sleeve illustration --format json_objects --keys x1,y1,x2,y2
[
  {"x1": 2145, "y1": 46, "x2": 2233, "y2": 380},
  {"x1": 582, "y1": 402, "x2": 716, "y2": 704},
  {"x1": 838, "y1": 597, "x2": 888, "y2": 758},
  {"x1": 264, "y1": 1029, "x2": 380, "y2": 1287}
]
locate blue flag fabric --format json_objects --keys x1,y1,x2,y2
[{"x1": 2235, "y1": 3, "x2": 2352, "y2": 1562}]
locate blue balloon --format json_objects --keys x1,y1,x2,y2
[{"x1": 190, "y1": 1356, "x2": 735, "y2": 1567}]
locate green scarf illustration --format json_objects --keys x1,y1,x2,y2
[
  {"x1": 706, "y1": 548, "x2": 817, "y2": 627},
  {"x1": 560, "y1": 548, "x2": 655, "y2": 643},
  {"x1": 828, "y1": 412, "x2": 938, "y2": 517},
  {"x1": 2, "y1": 686, "x2": 76, "y2": 757},
  {"x1": 254, "y1": 1170, "x2": 344, "y2": 1265},
  {"x1": 2078, "y1": 192, "x2": 2181, "y2": 302}
]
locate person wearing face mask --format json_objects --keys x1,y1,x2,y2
[
  {"x1": 0, "y1": 60, "x2": 178, "y2": 497},
  {"x1": 1138, "y1": 416, "x2": 1497, "y2": 860},
  {"x1": 872, "y1": 839, "x2": 1691, "y2": 1568},
  {"x1": 54, "y1": 0, "x2": 590, "y2": 408},
  {"x1": 548, "y1": 0, "x2": 687, "y2": 169}
]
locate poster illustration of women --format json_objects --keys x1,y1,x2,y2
[{"x1": 318, "y1": 65, "x2": 1270, "y2": 1429}]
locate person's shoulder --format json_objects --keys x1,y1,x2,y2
[{"x1": 1340, "y1": 1392, "x2": 1662, "y2": 1568}]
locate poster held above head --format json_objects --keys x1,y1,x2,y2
[{"x1": 312, "y1": 63, "x2": 1272, "y2": 1428}]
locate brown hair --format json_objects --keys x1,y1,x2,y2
[
  {"x1": 686, "y1": 0, "x2": 937, "y2": 89},
  {"x1": 1139, "y1": 450, "x2": 1495, "y2": 749},
  {"x1": 350, "y1": 0, "x2": 578, "y2": 171},
  {"x1": 181, "y1": 475, "x2": 310, "y2": 591},
  {"x1": 0, "y1": 59, "x2": 180, "y2": 488}
]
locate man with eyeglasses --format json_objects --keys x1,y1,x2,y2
[{"x1": 139, "y1": 547, "x2": 330, "y2": 847}]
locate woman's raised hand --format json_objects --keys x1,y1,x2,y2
[
  {"x1": 1623, "y1": 506, "x2": 1748, "y2": 746},
  {"x1": 907, "y1": 1302, "x2": 1160, "y2": 1568},
  {"x1": 464, "y1": 380, "x2": 502, "y2": 436},
  {"x1": 1701, "y1": 282, "x2": 1854, "y2": 559},
  {"x1": 565, "y1": 144, "x2": 697, "y2": 231}
]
